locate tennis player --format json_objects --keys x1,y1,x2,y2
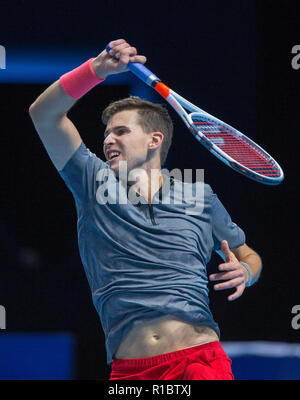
[{"x1": 29, "y1": 39, "x2": 262, "y2": 380}]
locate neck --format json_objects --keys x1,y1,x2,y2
[{"x1": 128, "y1": 166, "x2": 163, "y2": 204}]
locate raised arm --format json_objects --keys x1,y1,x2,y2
[
  {"x1": 29, "y1": 81, "x2": 82, "y2": 171},
  {"x1": 29, "y1": 39, "x2": 146, "y2": 171}
]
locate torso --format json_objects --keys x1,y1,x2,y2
[{"x1": 114, "y1": 314, "x2": 219, "y2": 359}]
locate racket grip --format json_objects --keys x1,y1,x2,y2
[
  {"x1": 105, "y1": 43, "x2": 159, "y2": 86},
  {"x1": 127, "y1": 62, "x2": 159, "y2": 85}
]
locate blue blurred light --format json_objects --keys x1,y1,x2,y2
[{"x1": 0, "y1": 48, "x2": 159, "y2": 102}]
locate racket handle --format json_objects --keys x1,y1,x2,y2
[
  {"x1": 127, "y1": 63, "x2": 159, "y2": 86},
  {"x1": 105, "y1": 44, "x2": 160, "y2": 86}
]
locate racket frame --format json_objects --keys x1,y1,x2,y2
[
  {"x1": 105, "y1": 43, "x2": 284, "y2": 185},
  {"x1": 165, "y1": 89, "x2": 284, "y2": 185}
]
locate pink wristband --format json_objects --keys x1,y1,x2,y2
[{"x1": 59, "y1": 58, "x2": 104, "y2": 99}]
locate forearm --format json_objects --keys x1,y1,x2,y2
[
  {"x1": 29, "y1": 80, "x2": 78, "y2": 122},
  {"x1": 231, "y1": 243, "x2": 262, "y2": 287}
]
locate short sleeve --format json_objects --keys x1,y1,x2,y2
[
  {"x1": 211, "y1": 192, "x2": 246, "y2": 260},
  {"x1": 58, "y1": 142, "x2": 108, "y2": 203}
]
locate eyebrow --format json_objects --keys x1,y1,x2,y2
[{"x1": 104, "y1": 125, "x2": 130, "y2": 138}]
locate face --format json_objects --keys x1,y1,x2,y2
[{"x1": 103, "y1": 110, "x2": 153, "y2": 176}]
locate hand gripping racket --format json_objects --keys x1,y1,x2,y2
[{"x1": 106, "y1": 44, "x2": 284, "y2": 185}]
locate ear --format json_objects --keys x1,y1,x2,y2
[{"x1": 149, "y1": 132, "x2": 164, "y2": 149}]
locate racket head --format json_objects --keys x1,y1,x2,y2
[{"x1": 186, "y1": 111, "x2": 284, "y2": 185}]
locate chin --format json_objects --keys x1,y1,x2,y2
[
  {"x1": 109, "y1": 164, "x2": 119, "y2": 175},
  {"x1": 110, "y1": 162, "x2": 126, "y2": 179}
]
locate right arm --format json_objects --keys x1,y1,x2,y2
[
  {"x1": 29, "y1": 81, "x2": 82, "y2": 171},
  {"x1": 29, "y1": 39, "x2": 146, "y2": 171}
]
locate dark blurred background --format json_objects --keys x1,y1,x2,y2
[{"x1": 0, "y1": 0, "x2": 299, "y2": 380}]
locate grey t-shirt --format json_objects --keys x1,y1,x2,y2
[{"x1": 59, "y1": 142, "x2": 245, "y2": 365}]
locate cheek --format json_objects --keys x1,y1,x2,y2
[{"x1": 128, "y1": 141, "x2": 148, "y2": 156}]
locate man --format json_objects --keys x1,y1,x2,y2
[{"x1": 29, "y1": 39, "x2": 262, "y2": 380}]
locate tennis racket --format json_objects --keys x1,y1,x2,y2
[{"x1": 106, "y1": 44, "x2": 284, "y2": 185}]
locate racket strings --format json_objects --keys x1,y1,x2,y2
[{"x1": 193, "y1": 120, "x2": 281, "y2": 177}]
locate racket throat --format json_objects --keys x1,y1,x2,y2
[{"x1": 153, "y1": 81, "x2": 170, "y2": 99}]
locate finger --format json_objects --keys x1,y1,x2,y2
[
  {"x1": 108, "y1": 39, "x2": 127, "y2": 50},
  {"x1": 107, "y1": 41, "x2": 145, "y2": 66},
  {"x1": 118, "y1": 47, "x2": 138, "y2": 63},
  {"x1": 218, "y1": 261, "x2": 239, "y2": 272},
  {"x1": 111, "y1": 43, "x2": 131, "y2": 58},
  {"x1": 127, "y1": 46, "x2": 137, "y2": 56},
  {"x1": 120, "y1": 53, "x2": 146, "y2": 65},
  {"x1": 129, "y1": 55, "x2": 147, "y2": 64},
  {"x1": 109, "y1": 47, "x2": 140, "y2": 66},
  {"x1": 214, "y1": 277, "x2": 244, "y2": 291},
  {"x1": 119, "y1": 53, "x2": 131, "y2": 64},
  {"x1": 209, "y1": 270, "x2": 243, "y2": 282},
  {"x1": 221, "y1": 240, "x2": 234, "y2": 262},
  {"x1": 228, "y1": 286, "x2": 244, "y2": 301}
]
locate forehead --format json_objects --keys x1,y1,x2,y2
[{"x1": 107, "y1": 109, "x2": 139, "y2": 127}]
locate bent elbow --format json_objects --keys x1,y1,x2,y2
[{"x1": 28, "y1": 102, "x2": 41, "y2": 121}]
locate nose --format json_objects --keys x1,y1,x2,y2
[{"x1": 103, "y1": 132, "x2": 117, "y2": 148}]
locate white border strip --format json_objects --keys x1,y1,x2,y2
[{"x1": 222, "y1": 342, "x2": 300, "y2": 358}]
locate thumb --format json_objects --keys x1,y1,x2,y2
[{"x1": 221, "y1": 240, "x2": 234, "y2": 262}]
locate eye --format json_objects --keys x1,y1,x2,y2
[
  {"x1": 117, "y1": 128, "x2": 128, "y2": 135},
  {"x1": 104, "y1": 127, "x2": 129, "y2": 139}
]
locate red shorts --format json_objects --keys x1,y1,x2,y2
[{"x1": 109, "y1": 341, "x2": 234, "y2": 380}]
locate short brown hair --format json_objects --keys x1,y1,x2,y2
[{"x1": 101, "y1": 96, "x2": 173, "y2": 166}]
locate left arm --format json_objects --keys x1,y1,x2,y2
[{"x1": 209, "y1": 240, "x2": 262, "y2": 301}]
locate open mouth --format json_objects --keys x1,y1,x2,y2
[{"x1": 108, "y1": 151, "x2": 121, "y2": 161}]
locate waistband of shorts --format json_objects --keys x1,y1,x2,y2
[{"x1": 111, "y1": 340, "x2": 222, "y2": 370}]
